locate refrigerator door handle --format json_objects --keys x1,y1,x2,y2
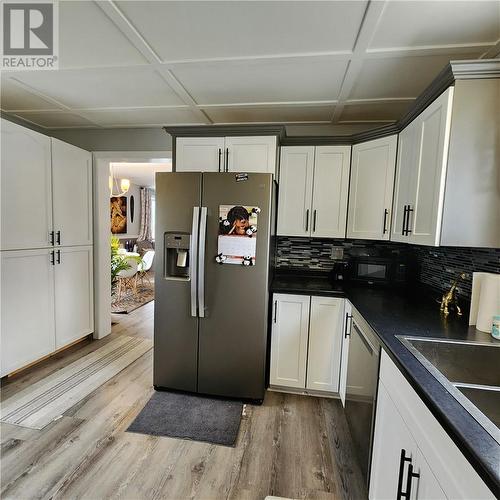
[
  {"x1": 198, "y1": 207, "x2": 208, "y2": 318},
  {"x1": 190, "y1": 207, "x2": 200, "y2": 317}
]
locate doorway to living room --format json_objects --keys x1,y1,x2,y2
[{"x1": 93, "y1": 152, "x2": 171, "y2": 340}]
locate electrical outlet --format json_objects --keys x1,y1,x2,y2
[{"x1": 330, "y1": 247, "x2": 344, "y2": 260}]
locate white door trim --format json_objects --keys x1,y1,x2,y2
[{"x1": 92, "y1": 150, "x2": 171, "y2": 339}]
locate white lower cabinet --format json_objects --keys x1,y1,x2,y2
[
  {"x1": 306, "y1": 296, "x2": 344, "y2": 392},
  {"x1": 1, "y1": 249, "x2": 56, "y2": 376},
  {"x1": 269, "y1": 294, "x2": 310, "y2": 389},
  {"x1": 339, "y1": 300, "x2": 352, "y2": 406},
  {"x1": 370, "y1": 382, "x2": 445, "y2": 500},
  {"x1": 55, "y1": 246, "x2": 94, "y2": 349},
  {"x1": 370, "y1": 351, "x2": 494, "y2": 500},
  {"x1": 1, "y1": 247, "x2": 94, "y2": 376},
  {"x1": 270, "y1": 293, "x2": 344, "y2": 395}
]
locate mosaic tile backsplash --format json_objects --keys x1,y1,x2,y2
[{"x1": 276, "y1": 237, "x2": 500, "y2": 300}]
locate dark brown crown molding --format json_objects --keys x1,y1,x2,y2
[{"x1": 163, "y1": 124, "x2": 286, "y2": 139}]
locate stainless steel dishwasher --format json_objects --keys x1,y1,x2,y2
[{"x1": 344, "y1": 307, "x2": 381, "y2": 485}]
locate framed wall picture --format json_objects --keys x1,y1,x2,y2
[{"x1": 110, "y1": 196, "x2": 127, "y2": 234}]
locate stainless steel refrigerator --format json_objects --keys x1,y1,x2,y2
[{"x1": 154, "y1": 172, "x2": 274, "y2": 402}]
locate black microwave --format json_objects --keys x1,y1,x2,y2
[{"x1": 348, "y1": 257, "x2": 409, "y2": 286}]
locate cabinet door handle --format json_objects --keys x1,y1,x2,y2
[
  {"x1": 273, "y1": 300, "x2": 278, "y2": 323},
  {"x1": 312, "y1": 209, "x2": 317, "y2": 233},
  {"x1": 56, "y1": 230, "x2": 61, "y2": 245},
  {"x1": 404, "y1": 463, "x2": 420, "y2": 499},
  {"x1": 218, "y1": 148, "x2": 222, "y2": 172},
  {"x1": 401, "y1": 205, "x2": 408, "y2": 235},
  {"x1": 50, "y1": 250, "x2": 55, "y2": 266},
  {"x1": 49, "y1": 231, "x2": 55, "y2": 246},
  {"x1": 344, "y1": 313, "x2": 352, "y2": 338},
  {"x1": 305, "y1": 209, "x2": 310, "y2": 232},
  {"x1": 225, "y1": 148, "x2": 229, "y2": 172},
  {"x1": 396, "y1": 449, "x2": 412, "y2": 500},
  {"x1": 56, "y1": 250, "x2": 61, "y2": 264},
  {"x1": 405, "y1": 206, "x2": 413, "y2": 235},
  {"x1": 382, "y1": 209, "x2": 388, "y2": 234}
]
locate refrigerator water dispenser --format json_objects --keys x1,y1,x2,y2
[{"x1": 164, "y1": 232, "x2": 191, "y2": 280}]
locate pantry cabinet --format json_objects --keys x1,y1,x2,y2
[
  {"x1": 370, "y1": 351, "x2": 494, "y2": 500},
  {"x1": 175, "y1": 135, "x2": 277, "y2": 174},
  {"x1": 1, "y1": 119, "x2": 53, "y2": 250},
  {"x1": 0, "y1": 249, "x2": 56, "y2": 376},
  {"x1": 277, "y1": 145, "x2": 351, "y2": 238},
  {"x1": 270, "y1": 293, "x2": 344, "y2": 394},
  {"x1": 0, "y1": 119, "x2": 94, "y2": 376},
  {"x1": 51, "y1": 138, "x2": 93, "y2": 247},
  {"x1": 347, "y1": 136, "x2": 397, "y2": 240},
  {"x1": 54, "y1": 246, "x2": 94, "y2": 349}
]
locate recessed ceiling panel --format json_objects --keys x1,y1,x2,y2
[
  {"x1": 59, "y1": 1, "x2": 147, "y2": 68},
  {"x1": 82, "y1": 108, "x2": 205, "y2": 126},
  {"x1": 171, "y1": 57, "x2": 348, "y2": 104},
  {"x1": 1, "y1": 79, "x2": 61, "y2": 111},
  {"x1": 340, "y1": 101, "x2": 413, "y2": 122},
  {"x1": 203, "y1": 105, "x2": 334, "y2": 123},
  {"x1": 13, "y1": 112, "x2": 97, "y2": 128},
  {"x1": 10, "y1": 67, "x2": 184, "y2": 108},
  {"x1": 371, "y1": 1, "x2": 500, "y2": 49},
  {"x1": 349, "y1": 53, "x2": 480, "y2": 100},
  {"x1": 117, "y1": 1, "x2": 367, "y2": 61}
]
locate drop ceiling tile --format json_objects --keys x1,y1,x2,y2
[
  {"x1": 349, "y1": 53, "x2": 480, "y2": 100},
  {"x1": 82, "y1": 108, "x2": 205, "y2": 126},
  {"x1": 117, "y1": 1, "x2": 367, "y2": 61},
  {"x1": 340, "y1": 101, "x2": 413, "y2": 122},
  {"x1": 371, "y1": 1, "x2": 500, "y2": 49},
  {"x1": 10, "y1": 67, "x2": 184, "y2": 108},
  {"x1": 13, "y1": 112, "x2": 96, "y2": 128},
  {"x1": 59, "y1": 1, "x2": 147, "y2": 68},
  {"x1": 203, "y1": 105, "x2": 334, "y2": 123},
  {"x1": 171, "y1": 57, "x2": 348, "y2": 104},
  {"x1": 1, "y1": 78, "x2": 61, "y2": 111}
]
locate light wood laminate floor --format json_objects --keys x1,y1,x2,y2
[{"x1": 1, "y1": 301, "x2": 367, "y2": 500}]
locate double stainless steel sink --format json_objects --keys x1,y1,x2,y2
[{"x1": 397, "y1": 336, "x2": 500, "y2": 444}]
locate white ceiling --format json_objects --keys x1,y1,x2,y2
[
  {"x1": 1, "y1": 1, "x2": 498, "y2": 130},
  {"x1": 111, "y1": 162, "x2": 172, "y2": 188}
]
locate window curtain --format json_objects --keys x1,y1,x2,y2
[{"x1": 137, "y1": 187, "x2": 153, "y2": 242}]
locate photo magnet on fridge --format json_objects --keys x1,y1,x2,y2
[{"x1": 218, "y1": 205, "x2": 259, "y2": 265}]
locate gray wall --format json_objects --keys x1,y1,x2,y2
[{"x1": 50, "y1": 127, "x2": 172, "y2": 152}]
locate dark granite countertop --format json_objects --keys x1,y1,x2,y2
[{"x1": 271, "y1": 271, "x2": 500, "y2": 496}]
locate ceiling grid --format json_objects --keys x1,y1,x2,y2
[{"x1": 0, "y1": 0, "x2": 498, "y2": 130}]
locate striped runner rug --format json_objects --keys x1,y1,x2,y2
[{"x1": 1, "y1": 335, "x2": 152, "y2": 430}]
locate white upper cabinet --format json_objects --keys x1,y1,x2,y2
[
  {"x1": 54, "y1": 246, "x2": 94, "y2": 349},
  {"x1": 409, "y1": 89, "x2": 453, "y2": 246},
  {"x1": 278, "y1": 145, "x2": 350, "y2": 238},
  {"x1": 225, "y1": 136, "x2": 277, "y2": 174},
  {"x1": 277, "y1": 146, "x2": 315, "y2": 237},
  {"x1": 269, "y1": 294, "x2": 310, "y2": 389},
  {"x1": 1, "y1": 119, "x2": 53, "y2": 250},
  {"x1": 52, "y1": 138, "x2": 93, "y2": 247},
  {"x1": 175, "y1": 135, "x2": 277, "y2": 174},
  {"x1": 306, "y1": 296, "x2": 344, "y2": 393},
  {"x1": 1, "y1": 249, "x2": 56, "y2": 377},
  {"x1": 312, "y1": 146, "x2": 351, "y2": 238},
  {"x1": 348, "y1": 136, "x2": 397, "y2": 240},
  {"x1": 175, "y1": 137, "x2": 225, "y2": 172},
  {"x1": 391, "y1": 88, "x2": 454, "y2": 246}
]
